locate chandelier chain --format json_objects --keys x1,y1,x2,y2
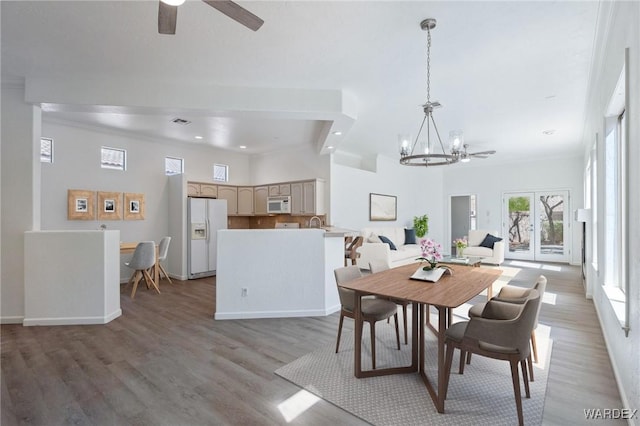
[{"x1": 426, "y1": 25, "x2": 431, "y2": 104}]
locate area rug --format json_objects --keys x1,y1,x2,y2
[{"x1": 275, "y1": 314, "x2": 551, "y2": 426}]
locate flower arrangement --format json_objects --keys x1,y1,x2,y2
[
  {"x1": 417, "y1": 238, "x2": 443, "y2": 270},
  {"x1": 453, "y1": 237, "x2": 468, "y2": 250}
]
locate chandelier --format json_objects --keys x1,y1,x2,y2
[{"x1": 399, "y1": 18, "x2": 495, "y2": 166}]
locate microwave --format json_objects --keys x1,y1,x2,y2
[{"x1": 267, "y1": 196, "x2": 291, "y2": 214}]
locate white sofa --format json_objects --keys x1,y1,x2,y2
[
  {"x1": 356, "y1": 227, "x2": 421, "y2": 270},
  {"x1": 462, "y1": 230, "x2": 505, "y2": 265}
]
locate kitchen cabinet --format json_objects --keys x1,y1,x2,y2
[
  {"x1": 217, "y1": 186, "x2": 238, "y2": 215},
  {"x1": 187, "y1": 182, "x2": 218, "y2": 198},
  {"x1": 268, "y1": 184, "x2": 291, "y2": 196},
  {"x1": 237, "y1": 187, "x2": 254, "y2": 215},
  {"x1": 291, "y1": 179, "x2": 325, "y2": 215},
  {"x1": 254, "y1": 186, "x2": 269, "y2": 215}
]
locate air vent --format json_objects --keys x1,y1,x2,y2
[{"x1": 171, "y1": 118, "x2": 191, "y2": 125}]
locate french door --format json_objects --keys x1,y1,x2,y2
[{"x1": 503, "y1": 191, "x2": 570, "y2": 262}]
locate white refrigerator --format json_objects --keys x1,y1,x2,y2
[{"x1": 188, "y1": 198, "x2": 228, "y2": 279}]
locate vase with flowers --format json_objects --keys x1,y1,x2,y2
[
  {"x1": 416, "y1": 238, "x2": 443, "y2": 271},
  {"x1": 453, "y1": 237, "x2": 468, "y2": 258}
]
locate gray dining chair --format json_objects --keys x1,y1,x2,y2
[
  {"x1": 369, "y1": 260, "x2": 409, "y2": 345},
  {"x1": 467, "y1": 275, "x2": 547, "y2": 379},
  {"x1": 125, "y1": 241, "x2": 160, "y2": 299},
  {"x1": 334, "y1": 266, "x2": 400, "y2": 369},
  {"x1": 444, "y1": 290, "x2": 541, "y2": 426},
  {"x1": 157, "y1": 236, "x2": 173, "y2": 284}
]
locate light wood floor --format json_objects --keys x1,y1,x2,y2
[{"x1": 1, "y1": 261, "x2": 625, "y2": 425}]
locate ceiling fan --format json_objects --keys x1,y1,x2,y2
[
  {"x1": 158, "y1": 0, "x2": 264, "y2": 35},
  {"x1": 457, "y1": 144, "x2": 496, "y2": 163}
]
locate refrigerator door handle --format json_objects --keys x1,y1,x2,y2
[{"x1": 206, "y1": 218, "x2": 210, "y2": 242}]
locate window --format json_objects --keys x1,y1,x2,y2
[
  {"x1": 213, "y1": 163, "x2": 229, "y2": 182},
  {"x1": 101, "y1": 147, "x2": 126, "y2": 170},
  {"x1": 165, "y1": 156, "x2": 184, "y2": 175},
  {"x1": 40, "y1": 137, "x2": 53, "y2": 163},
  {"x1": 603, "y1": 111, "x2": 625, "y2": 291}
]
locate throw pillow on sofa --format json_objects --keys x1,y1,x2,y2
[
  {"x1": 367, "y1": 233, "x2": 381, "y2": 243},
  {"x1": 480, "y1": 233, "x2": 503, "y2": 249},
  {"x1": 378, "y1": 235, "x2": 397, "y2": 250},
  {"x1": 404, "y1": 228, "x2": 417, "y2": 245}
]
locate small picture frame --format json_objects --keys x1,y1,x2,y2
[
  {"x1": 124, "y1": 192, "x2": 145, "y2": 220},
  {"x1": 68, "y1": 189, "x2": 95, "y2": 220},
  {"x1": 369, "y1": 193, "x2": 397, "y2": 221},
  {"x1": 97, "y1": 191, "x2": 122, "y2": 220}
]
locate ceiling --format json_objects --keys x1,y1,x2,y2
[{"x1": 1, "y1": 1, "x2": 600, "y2": 164}]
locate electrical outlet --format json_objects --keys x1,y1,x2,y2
[{"x1": 241, "y1": 288, "x2": 248, "y2": 297}]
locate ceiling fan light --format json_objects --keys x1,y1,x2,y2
[
  {"x1": 161, "y1": 0, "x2": 185, "y2": 6},
  {"x1": 461, "y1": 157, "x2": 471, "y2": 163}
]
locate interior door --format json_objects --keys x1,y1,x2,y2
[
  {"x1": 450, "y1": 195, "x2": 474, "y2": 253},
  {"x1": 503, "y1": 191, "x2": 570, "y2": 262}
]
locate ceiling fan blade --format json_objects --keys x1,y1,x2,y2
[
  {"x1": 469, "y1": 150, "x2": 496, "y2": 156},
  {"x1": 202, "y1": 0, "x2": 264, "y2": 31},
  {"x1": 158, "y1": 1, "x2": 178, "y2": 34}
]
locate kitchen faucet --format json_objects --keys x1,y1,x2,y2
[{"x1": 309, "y1": 216, "x2": 322, "y2": 228}]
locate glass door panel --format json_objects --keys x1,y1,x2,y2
[
  {"x1": 535, "y1": 191, "x2": 569, "y2": 262},
  {"x1": 504, "y1": 193, "x2": 535, "y2": 260}
]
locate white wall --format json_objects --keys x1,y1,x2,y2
[
  {"x1": 249, "y1": 144, "x2": 330, "y2": 184},
  {"x1": 1, "y1": 85, "x2": 41, "y2": 323},
  {"x1": 441, "y1": 156, "x2": 584, "y2": 264},
  {"x1": 582, "y1": 1, "x2": 639, "y2": 418},
  {"x1": 330, "y1": 153, "x2": 445, "y2": 244}
]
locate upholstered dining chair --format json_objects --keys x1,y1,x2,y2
[
  {"x1": 125, "y1": 241, "x2": 160, "y2": 299},
  {"x1": 369, "y1": 259, "x2": 409, "y2": 345},
  {"x1": 157, "y1": 236, "x2": 173, "y2": 284},
  {"x1": 334, "y1": 266, "x2": 401, "y2": 369},
  {"x1": 443, "y1": 290, "x2": 541, "y2": 426},
  {"x1": 467, "y1": 275, "x2": 547, "y2": 379}
]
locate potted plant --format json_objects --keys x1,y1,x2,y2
[{"x1": 413, "y1": 214, "x2": 429, "y2": 238}]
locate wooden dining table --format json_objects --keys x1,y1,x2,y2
[
  {"x1": 339, "y1": 262, "x2": 502, "y2": 414},
  {"x1": 119, "y1": 242, "x2": 160, "y2": 285}
]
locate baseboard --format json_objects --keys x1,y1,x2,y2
[
  {"x1": 215, "y1": 308, "x2": 336, "y2": 320},
  {"x1": 1, "y1": 316, "x2": 24, "y2": 324},
  {"x1": 22, "y1": 309, "x2": 122, "y2": 326}
]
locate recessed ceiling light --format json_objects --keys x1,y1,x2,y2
[
  {"x1": 194, "y1": 136, "x2": 203, "y2": 140},
  {"x1": 326, "y1": 146, "x2": 334, "y2": 150},
  {"x1": 542, "y1": 129, "x2": 555, "y2": 135},
  {"x1": 239, "y1": 145, "x2": 247, "y2": 149},
  {"x1": 331, "y1": 131, "x2": 342, "y2": 136}
]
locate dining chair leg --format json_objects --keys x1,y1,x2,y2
[
  {"x1": 509, "y1": 358, "x2": 524, "y2": 426},
  {"x1": 143, "y1": 269, "x2": 161, "y2": 294},
  {"x1": 531, "y1": 330, "x2": 538, "y2": 363},
  {"x1": 402, "y1": 304, "x2": 408, "y2": 344},
  {"x1": 520, "y1": 359, "x2": 531, "y2": 398},
  {"x1": 370, "y1": 321, "x2": 376, "y2": 370},
  {"x1": 335, "y1": 313, "x2": 345, "y2": 353},
  {"x1": 131, "y1": 271, "x2": 142, "y2": 299},
  {"x1": 458, "y1": 350, "x2": 466, "y2": 374},
  {"x1": 527, "y1": 353, "x2": 535, "y2": 382},
  {"x1": 159, "y1": 264, "x2": 173, "y2": 284},
  {"x1": 393, "y1": 313, "x2": 400, "y2": 350}
]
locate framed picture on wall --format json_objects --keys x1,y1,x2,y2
[
  {"x1": 97, "y1": 191, "x2": 122, "y2": 220},
  {"x1": 370, "y1": 193, "x2": 397, "y2": 221},
  {"x1": 67, "y1": 189, "x2": 96, "y2": 220},
  {"x1": 124, "y1": 193, "x2": 145, "y2": 220}
]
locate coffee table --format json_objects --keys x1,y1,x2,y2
[{"x1": 439, "y1": 255, "x2": 483, "y2": 267}]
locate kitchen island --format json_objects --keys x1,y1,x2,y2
[{"x1": 215, "y1": 228, "x2": 346, "y2": 319}]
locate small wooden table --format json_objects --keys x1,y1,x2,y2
[
  {"x1": 340, "y1": 262, "x2": 502, "y2": 414},
  {"x1": 120, "y1": 242, "x2": 159, "y2": 285}
]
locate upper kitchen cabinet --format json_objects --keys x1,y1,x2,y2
[
  {"x1": 254, "y1": 186, "x2": 269, "y2": 215},
  {"x1": 237, "y1": 187, "x2": 254, "y2": 215},
  {"x1": 291, "y1": 179, "x2": 325, "y2": 216},
  {"x1": 217, "y1": 186, "x2": 238, "y2": 215},
  {"x1": 268, "y1": 184, "x2": 291, "y2": 197},
  {"x1": 187, "y1": 182, "x2": 218, "y2": 198}
]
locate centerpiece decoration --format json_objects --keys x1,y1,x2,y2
[
  {"x1": 453, "y1": 237, "x2": 468, "y2": 258},
  {"x1": 417, "y1": 238, "x2": 443, "y2": 270}
]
